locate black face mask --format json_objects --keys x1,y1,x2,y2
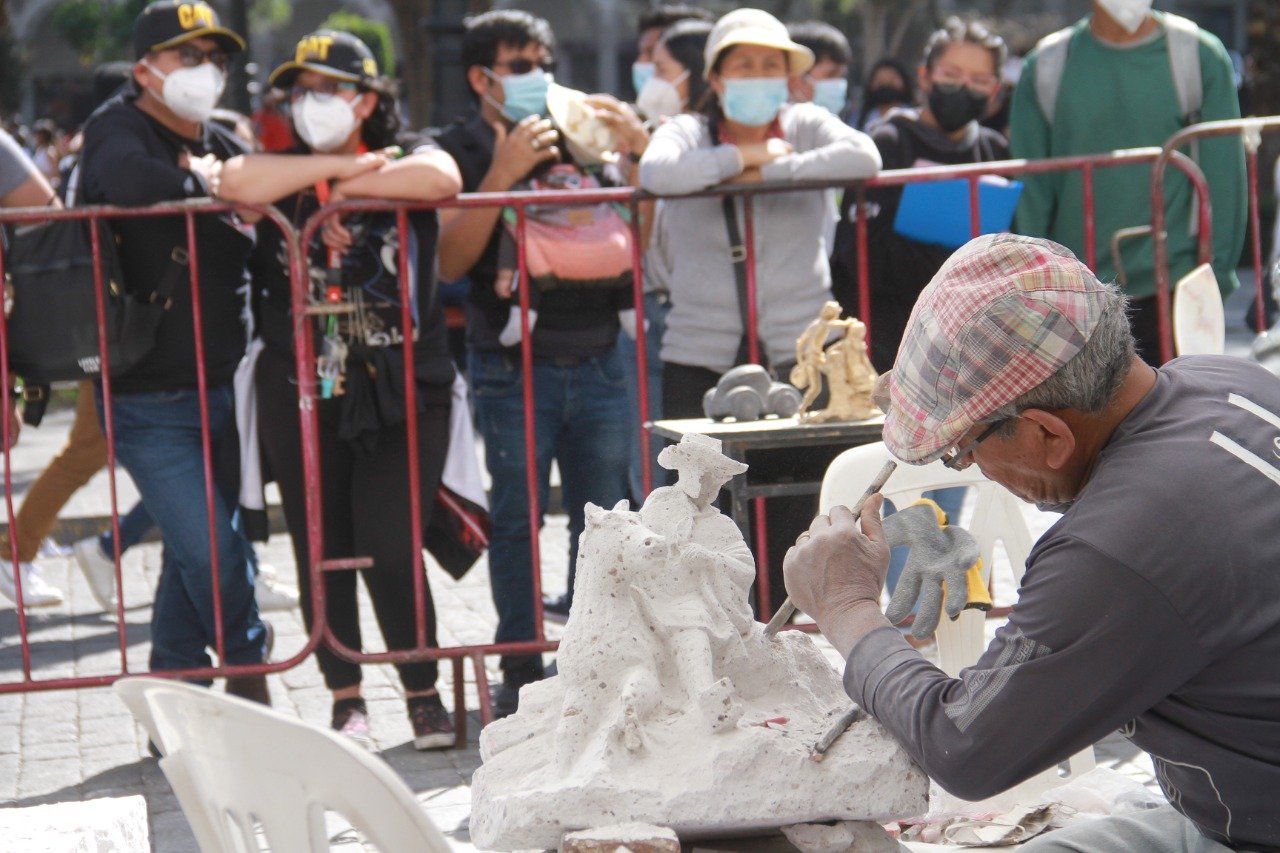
[
  {"x1": 927, "y1": 82, "x2": 989, "y2": 132},
  {"x1": 865, "y1": 84, "x2": 908, "y2": 109}
]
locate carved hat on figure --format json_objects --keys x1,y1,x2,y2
[
  {"x1": 879, "y1": 233, "x2": 1110, "y2": 464},
  {"x1": 658, "y1": 434, "x2": 748, "y2": 479}
]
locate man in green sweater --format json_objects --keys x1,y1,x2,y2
[{"x1": 1009, "y1": 0, "x2": 1244, "y2": 365}]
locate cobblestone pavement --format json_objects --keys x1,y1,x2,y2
[{"x1": 1, "y1": 278, "x2": 1259, "y2": 850}]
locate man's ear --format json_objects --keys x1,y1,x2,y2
[
  {"x1": 133, "y1": 60, "x2": 155, "y2": 90},
  {"x1": 916, "y1": 63, "x2": 930, "y2": 95},
  {"x1": 1020, "y1": 408, "x2": 1076, "y2": 470},
  {"x1": 466, "y1": 65, "x2": 491, "y2": 100}
]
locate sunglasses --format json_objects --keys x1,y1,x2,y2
[
  {"x1": 491, "y1": 58, "x2": 555, "y2": 75},
  {"x1": 167, "y1": 42, "x2": 230, "y2": 71}
]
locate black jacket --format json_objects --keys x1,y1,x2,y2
[
  {"x1": 830, "y1": 111, "x2": 1008, "y2": 371},
  {"x1": 79, "y1": 92, "x2": 253, "y2": 393}
]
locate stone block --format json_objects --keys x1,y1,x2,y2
[
  {"x1": 561, "y1": 823, "x2": 681, "y2": 853},
  {"x1": 470, "y1": 438, "x2": 928, "y2": 851},
  {"x1": 0, "y1": 794, "x2": 149, "y2": 852}
]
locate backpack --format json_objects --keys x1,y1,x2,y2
[
  {"x1": 1034, "y1": 13, "x2": 1203, "y2": 128},
  {"x1": 499, "y1": 164, "x2": 634, "y2": 292}
]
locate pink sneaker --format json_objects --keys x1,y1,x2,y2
[{"x1": 331, "y1": 701, "x2": 374, "y2": 752}]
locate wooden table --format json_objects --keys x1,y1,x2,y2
[{"x1": 649, "y1": 415, "x2": 885, "y2": 544}]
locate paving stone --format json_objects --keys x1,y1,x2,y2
[
  {"x1": 17, "y1": 758, "x2": 82, "y2": 797},
  {"x1": 19, "y1": 739, "x2": 80, "y2": 761},
  {"x1": 79, "y1": 715, "x2": 139, "y2": 746}
]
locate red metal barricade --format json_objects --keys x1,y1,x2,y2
[
  {"x1": 1151, "y1": 116, "x2": 1280, "y2": 363},
  {"x1": 0, "y1": 199, "x2": 317, "y2": 694},
  {"x1": 289, "y1": 146, "x2": 1216, "y2": 709},
  {"x1": 0, "y1": 132, "x2": 1249, "y2": 725}
]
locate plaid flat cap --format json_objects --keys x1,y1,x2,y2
[{"x1": 882, "y1": 233, "x2": 1110, "y2": 464}]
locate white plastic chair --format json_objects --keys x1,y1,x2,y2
[
  {"x1": 819, "y1": 441, "x2": 1093, "y2": 809},
  {"x1": 114, "y1": 677, "x2": 453, "y2": 853},
  {"x1": 1173, "y1": 262, "x2": 1225, "y2": 356}
]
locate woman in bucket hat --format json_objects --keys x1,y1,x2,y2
[
  {"x1": 637, "y1": 8, "x2": 880, "y2": 611},
  {"x1": 217, "y1": 30, "x2": 464, "y2": 751}
]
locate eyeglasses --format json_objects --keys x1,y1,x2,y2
[
  {"x1": 289, "y1": 80, "x2": 358, "y2": 101},
  {"x1": 930, "y1": 64, "x2": 998, "y2": 95},
  {"x1": 491, "y1": 58, "x2": 555, "y2": 75},
  {"x1": 167, "y1": 42, "x2": 231, "y2": 71},
  {"x1": 940, "y1": 419, "x2": 1006, "y2": 470}
]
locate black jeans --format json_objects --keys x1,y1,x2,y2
[
  {"x1": 256, "y1": 349, "x2": 450, "y2": 693},
  {"x1": 662, "y1": 360, "x2": 817, "y2": 619}
]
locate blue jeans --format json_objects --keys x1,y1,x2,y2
[
  {"x1": 884, "y1": 486, "x2": 969, "y2": 613},
  {"x1": 99, "y1": 500, "x2": 154, "y2": 557},
  {"x1": 99, "y1": 502, "x2": 262, "y2": 582},
  {"x1": 617, "y1": 291, "x2": 669, "y2": 501},
  {"x1": 469, "y1": 348, "x2": 631, "y2": 678},
  {"x1": 96, "y1": 385, "x2": 267, "y2": 674}
]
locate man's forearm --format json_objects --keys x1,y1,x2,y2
[
  {"x1": 814, "y1": 599, "x2": 892, "y2": 659},
  {"x1": 437, "y1": 164, "x2": 517, "y2": 281}
]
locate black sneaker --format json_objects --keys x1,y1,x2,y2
[
  {"x1": 542, "y1": 593, "x2": 572, "y2": 623},
  {"x1": 407, "y1": 693, "x2": 455, "y2": 750},
  {"x1": 490, "y1": 682, "x2": 522, "y2": 720}
]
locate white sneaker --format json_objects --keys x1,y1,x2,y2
[
  {"x1": 254, "y1": 563, "x2": 300, "y2": 612},
  {"x1": 0, "y1": 560, "x2": 64, "y2": 608},
  {"x1": 73, "y1": 536, "x2": 118, "y2": 611}
]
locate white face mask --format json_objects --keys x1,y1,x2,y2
[
  {"x1": 1096, "y1": 0, "x2": 1153, "y2": 34},
  {"x1": 144, "y1": 61, "x2": 225, "y2": 123},
  {"x1": 636, "y1": 70, "x2": 688, "y2": 120},
  {"x1": 293, "y1": 92, "x2": 358, "y2": 152}
]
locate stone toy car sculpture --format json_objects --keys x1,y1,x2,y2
[{"x1": 701, "y1": 365, "x2": 802, "y2": 421}]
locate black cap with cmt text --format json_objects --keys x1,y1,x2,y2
[
  {"x1": 268, "y1": 31, "x2": 380, "y2": 89},
  {"x1": 133, "y1": 0, "x2": 246, "y2": 59}
]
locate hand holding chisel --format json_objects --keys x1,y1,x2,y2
[{"x1": 764, "y1": 459, "x2": 897, "y2": 639}]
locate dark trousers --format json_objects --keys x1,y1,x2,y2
[
  {"x1": 256, "y1": 349, "x2": 450, "y2": 693},
  {"x1": 662, "y1": 361, "x2": 816, "y2": 619}
]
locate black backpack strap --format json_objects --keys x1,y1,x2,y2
[{"x1": 720, "y1": 195, "x2": 758, "y2": 366}]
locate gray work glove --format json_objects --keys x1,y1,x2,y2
[{"x1": 882, "y1": 501, "x2": 982, "y2": 639}]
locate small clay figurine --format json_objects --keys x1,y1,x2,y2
[{"x1": 790, "y1": 301, "x2": 881, "y2": 423}]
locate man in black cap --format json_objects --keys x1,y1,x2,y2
[{"x1": 77, "y1": 0, "x2": 271, "y2": 702}]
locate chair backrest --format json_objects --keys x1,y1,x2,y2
[
  {"x1": 114, "y1": 676, "x2": 166, "y2": 755},
  {"x1": 819, "y1": 442, "x2": 1093, "y2": 807},
  {"x1": 1173, "y1": 262, "x2": 1225, "y2": 356},
  {"x1": 820, "y1": 441, "x2": 1035, "y2": 675},
  {"x1": 113, "y1": 677, "x2": 452, "y2": 853}
]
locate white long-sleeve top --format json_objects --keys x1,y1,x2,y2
[{"x1": 639, "y1": 103, "x2": 881, "y2": 372}]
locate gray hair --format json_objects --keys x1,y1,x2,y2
[{"x1": 983, "y1": 282, "x2": 1135, "y2": 431}]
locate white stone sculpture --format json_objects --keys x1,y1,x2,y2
[{"x1": 470, "y1": 434, "x2": 928, "y2": 851}]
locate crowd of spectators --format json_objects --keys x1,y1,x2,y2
[{"x1": 0, "y1": 0, "x2": 1254, "y2": 764}]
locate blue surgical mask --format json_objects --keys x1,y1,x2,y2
[
  {"x1": 811, "y1": 78, "x2": 848, "y2": 116},
  {"x1": 486, "y1": 68, "x2": 551, "y2": 122},
  {"x1": 721, "y1": 77, "x2": 789, "y2": 126},
  {"x1": 632, "y1": 61, "x2": 655, "y2": 95}
]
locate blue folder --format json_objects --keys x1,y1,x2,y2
[{"x1": 892, "y1": 177, "x2": 1024, "y2": 249}]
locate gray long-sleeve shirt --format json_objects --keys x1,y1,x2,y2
[
  {"x1": 845, "y1": 356, "x2": 1280, "y2": 848},
  {"x1": 638, "y1": 104, "x2": 880, "y2": 372}
]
